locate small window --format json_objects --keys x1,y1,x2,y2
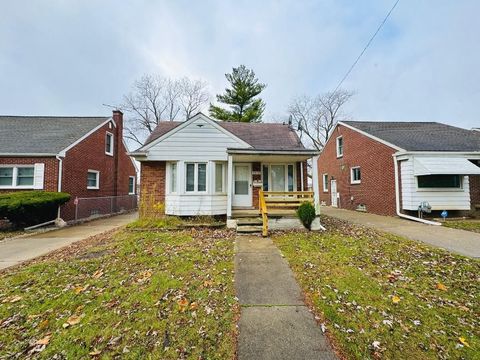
[
  {"x1": 128, "y1": 176, "x2": 135, "y2": 194},
  {"x1": 0, "y1": 167, "x2": 13, "y2": 186},
  {"x1": 16, "y1": 167, "x2": 34, "y2": 186},
  {"x1": 336, "y1": 136, "x2": 343, "y2": 158},
  {"x1": 170, "y1": 163, "x2": 177, "y2": 193},
  {"x1": 351, "y1": 167, "x2": 361, "y2": 184},
  {"x1": 417, "y1": 175, "x2": 461, "y2": 189},
  {"x1": 185, "y1": 163, "x2": 207, "y2": 192},
  {"x1": 105, "y1": 132, "x2": 114, "y2": 156},
  {"x1": 87, "y1": 170, "x2": 99, "y2": 189},
  {"x1": 323, "y1": 174, "x2": 328, "y2": 192},
  {"x1": 215, "y1": 163, "x2": 224, "y2": 193}
]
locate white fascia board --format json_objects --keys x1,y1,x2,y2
[
  {"x1": 58, "y1": 117, "x2": 113, "y2": 156},
  {"x1": 338, "y1": 121, "x2": 404, "y2": 151},
  {"x1": 139, "y1": 113, "x2": 252, "y2": 152}
]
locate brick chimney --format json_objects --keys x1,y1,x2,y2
[{"x1": 112, "y1": 110, "x2": 123, "y2": 196}]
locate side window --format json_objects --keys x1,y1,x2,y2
[
  {"x1": 128, "y1": 176, "x2": 135, "y2": 194},
  {"x1": 105, "y1": 132, "x2": 114, "y2": 156},
  {"x1": 336, "y1": 136, "x2": 343, "y2": 158},
  {"x1": 87, "y1": 170, "x2": 100, "y2": 189},
  {"x1": 322, "y1": 174, "x2": 328, "y2": 192},
  {"x1": 350, "y1": 167, "x2": 361, "y2": 184}
]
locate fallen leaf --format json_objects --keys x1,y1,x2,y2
[
  {"x1": 436, "y1": 283, "x2": 448, "y2": 291},
  {"x1": 458, "y1": 337, "x2": 470, "y2": 348},
  {"x1": 2, "y1": 295, "x2": 22, "y2": 303},
  {"x1": 177, "y1": 298, "x2": 188, "y2": 312},
  {"x1": 392, "y1": 295, "x2": 401, "y2": 304},
  {"x1": 203, "y1": 280, "x2": 213, "y2": 288},
  {"x1": 189, "y1": 302, "x2": 198, "y2": 311},
  {"x1": 74, "y1": 285, "x2": 90, "y2": 294},
  {"x1": 92, "y1": 270, "x2": 104, "y2": 279},
  {"x1": 35, "y1": 335, "x2": 51, "y2": 346},
  {"x1": 63, "y1": 314, "x2": 83, "y2": 328},
  {"x1": 38, "y1": 319, "x2": 49, "y2": 329},
  {"x1": 89, "y1": 349, "x2": 102, "y2": 356}
]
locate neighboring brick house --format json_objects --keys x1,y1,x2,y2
[
  {"x1": 0, "y1": 110, "x2": 137, "y2": 221},
  {"x1": 318, "y1": 121, "x2": 480, "y2": 218}
]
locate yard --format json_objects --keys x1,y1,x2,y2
[
  {"x1": 273, "y1": 216, "x2": 479, "y2": 360},
  {"x1": 442, "y1": 219, "x2": 480, "y2": 234},
  {"x1": 0, "y1": 227, "x2": 237, "y2": 359}
]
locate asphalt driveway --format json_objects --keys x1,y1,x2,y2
[
  {"x1": 0, "y1": 212, "x2": 137, "y2": 270},
  {"x1": 321, "y1": 207, "x2": 480, "y2": 258}
]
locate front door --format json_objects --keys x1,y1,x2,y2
[
  {"x1": 233, "y1": 163, "x2": 252, "y2": 207},
  {"x1": 331, "y1": 180, "x2": 338, "y2": 207}
]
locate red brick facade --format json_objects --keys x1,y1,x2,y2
[
  {"x1": 318, "y1": 124, "x2": 398, "y2": 216},
  {"x1": 470, "y1": 175, "x2": 480, "y2": 215},
  {"x1": 0, "y1": 111, "x2": 137, "y2": 221},
  {"x1": 140, "y1": 161, "x2": 166, "y2": 205}
]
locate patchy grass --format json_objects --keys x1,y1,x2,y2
[
  {"x1": 442, "y1": 219, "x2": 480, "y2": 234},
  {"x1": 0, "y1": 230, "x2": 25, "y2": 241},
  {"x1": 127, "y1": 216, "x2": 225, "y2": 230},
  {"x1": 0, "y1": 228, "x2": 237, "y2": 359},
  {"x1": 272, "y1": 216, "x2": 479, "y2": 360}
]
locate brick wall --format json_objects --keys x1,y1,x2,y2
[
  {"x1": 140, "y1": 161, "x2": 166, "y2": 208},
  {"x1": 0, "y1": 157, "x2": 59, "y2": 193},
  {"x1": 470, "y1": 175, "x2": 480, "y2": 216},
  {"x1": 296, "y1": 160, "x2": 308, "y2": 191},
  {"x1": 318, "y1": 124, "x2": 398, "y2": 216},
  {"x1": 252, "y1": 162, "x2": 261, "y2": 208}
]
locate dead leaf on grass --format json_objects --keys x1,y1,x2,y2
[
  {"x1": 177, "y1": 298, "x2": 188, "y2": 312},
  {"x1": 436, "y1": 283, "x2": 448, "y2": 291},
  {"x1": 2, "y1": 295, "x2": 22, "y2": 303},
  {"x1": 89, "y1": 349, "x2": 102, "y2": 356},
  {"x1": 392, "y1": 295, "x2": 401, "y2": 304},
  {"x1": 63, "y1": 314, "x2": 83, "y2": 328},
  {"x1": 92, "y1": 270, "x2": 104, "y2": 279},
  {"x1": 35, "y1": 335, "x2": 51, "y2": 345},
  {"x1": 458, "y1": 337, "x2": 470, "y2": 348}
]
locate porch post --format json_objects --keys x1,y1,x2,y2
[
  {"x1": 311, "y1": 155, "x2": 320, "y2": 214},
  {"x1": 227, "y1": 155, "x2": 233, "y2": 217}
]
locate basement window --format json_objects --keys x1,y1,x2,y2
[{"x1": 417, "y1": 175, "x2": 462, "y2": 189}]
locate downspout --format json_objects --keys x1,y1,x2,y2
[
  {"x1": 393, "y1": 154, "x2": 441, "y2": 226},
  {"x1": 56, "y1": 154, "x2": 64, "y2": 219}
]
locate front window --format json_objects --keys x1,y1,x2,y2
[
  {"x1": 323, "y1": 174, "x2": 328, "y2": 192},
  {"x1": 351, "y1": 167, "x2": 361, "y2": 184},
  {"x1": 170, "y1": 162, "x2": 177, "y2": 193},
  {"x1": 185, "y1": 163, "x2": 207, "y2": 192},
  {"x1": 105, "y1": 132, "x2": 114, "y2": 156},
  {"x1": 336, "y1": 136, "x2": 343, "y2": 158},
  {"x1": 262, "y1": 164, "x2": 295, "y2": 192},
  {"x1": 87, "y1": 170, "x2": 99, "y2": 189},
  {"x1": 128, "y1": 176, "x2": 135, "y2": 194},
  {"x1": 0, "y1": 166, "x2": 35, "y2": 188},
  {"x1": 215, "y1": 163, "x2": 225, "y2": 193},
  {"x1": 417, "y1": 175, "x2": 462, "y2": 189}
]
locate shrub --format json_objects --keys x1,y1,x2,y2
[
  {"x1": 297, "y1": 202, "x2": 316, "y2": 230},
  {"x1": 0, "y1": 191, "x2": 71, "y2": 227}
]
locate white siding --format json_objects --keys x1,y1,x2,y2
[
  {"x1": 400, "y1": 157, "x2": 471, "y2": 211},
  {"x1": 165, "y1": 194, "x2": 227, "y2": 215},
  {"x1": 146, "y1": 118, "x2": 249, "y2": 161}
]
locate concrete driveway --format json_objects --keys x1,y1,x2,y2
[
  {"x1": 0, "y1": 212, "x2": 137, "y2": 270},
  {"x1": 321, "y1": 207, "x2": 480, "y2": 258}
]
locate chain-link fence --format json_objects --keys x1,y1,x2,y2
[{"x1": 74, "y1": 195, "x2": 138, "y2": 221}]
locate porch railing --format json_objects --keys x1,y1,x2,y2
[{"x1": 258, "y1": 190, "x2": 314, "y2": 236}]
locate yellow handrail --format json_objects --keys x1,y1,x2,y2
[{"x1": 259, "y1": 189, "x2": 268, "y2": 237}]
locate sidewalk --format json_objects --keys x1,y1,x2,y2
[
  {"x1": 0, "y1": 212, "x2": 137, "y2": 270},
  {"x1": 235, "y1": 236, "x2": 337, "y2": 360},
  {"x1": 322, "y1": 207, "x2": 480, "y2": 258}
]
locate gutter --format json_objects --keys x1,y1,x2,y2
[
  {"x1": 55, "y1": 154, "x2": 64, "y2": 219},
  {"x1": 393, "y1": 154, "x2": 441, "y2": 226},
  {"x1": 226, "y1": 149, "x2": 320, "y2": 155}
]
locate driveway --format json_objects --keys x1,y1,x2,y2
[
  {"x1": 321, "y1": 207, "x2": 480, "y2": 258},
  {"x1": 0, "y1": 212, "x2": 137, "y2": 270}
]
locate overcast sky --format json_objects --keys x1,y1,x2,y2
[{"x1": 1, "y1": 0, "x2": 479, "y2": 130}]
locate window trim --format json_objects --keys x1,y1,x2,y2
[
  {"x1": 350, "y1": 166, "x2": 361, "y2": 184},
  {"x1": 168, "y1": 162, "x2": 177, "y2": 194},
  {"x1": 87, "y1": 170, "x2": 100, "y2": 190},
  {"x1": 0, "y1": 165, "x2": 35, "y2": 189},
  {"x1": 128, "y1": 176, "x2": 136, "y2": 195},
  {"x1": 215, "y1": 162, "x2": 226, "y2": 194},
  {"x1": 185, "y1": 162, "x2": 208, "y2": 193},
  {"x1": 105, "y1": 132, "x2": 114, "y2": 156},
  {"x1": 322, "y1": 173, "x2": 329, "y2": 192},
  {"x1": 336, "y1": 136, "x2": 343, "y2": 158}
]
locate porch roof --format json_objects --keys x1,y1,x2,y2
[{"x1": 227, "y1": 148, "x2": 319, "y2": 162}]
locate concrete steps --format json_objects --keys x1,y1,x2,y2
[{"x1": 236, "y1": 217, "x2": 263, "y2": 234}]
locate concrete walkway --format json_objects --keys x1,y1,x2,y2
[
  {"x1": 322, "y1": 207, "x2": 480, "y2": 258},
  {"x1": 0, "y1": 212, "x2": 137, "y2": 270},
  {"x1": 235, "y1": 236, "x2": 336, "y2": 360}
]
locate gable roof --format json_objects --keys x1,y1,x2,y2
[
  {"x1": 341, "y1": 121, "x2": 480, "y2": 152},
  {"x1": 142, "y1": 119, "x2": 305, "y2": 151},
  {"x1": 0, "y1": 116, "x2": 110, "y2": 155}
]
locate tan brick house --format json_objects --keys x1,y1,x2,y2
[
  {"x1": 318, "y1": 121, "x2": 480, "y2": 219},
  {"x1": 0, "y1": 110, "x2": 137, "y2": 221}
]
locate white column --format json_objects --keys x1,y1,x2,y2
[
  {"x1": 311, "y1": 155, "x2": 320, "y2": 214},
  {"x1": 227, "y1": 155, "x2": 233, "y2": 217}
]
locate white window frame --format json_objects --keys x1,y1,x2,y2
[
  {"x1": 261, "y1": 163, "x2": 296, "y2": 192},
  {"x1": 336, "y1": 136, "x2": 343, "y2": 158},
  {"x1": 185, "y1": 162, "x2": 207, "y2": 193},
  {"x1": 350, "y1": 166, "x2": 361, "y2": 184},
  {"x1": 168, "y1": 162, "x2": 178, "y2": 194},
  {"x1": 87, "y1": 170, "x2": 100, "y2": 190},
  {"x1": 214, "y1": 162, "x2": 226, "y2": 194},
  {"x1": 128, "y1": 176, "x2": 136, "y2": 195},
  {"x1": 0, "y1": 165, "x2": 35, "y2": 189},
  {"x1": 322, "y1": 173, "x2": 329, "y2": 192},
  {"x1": 105, "y1": 132, "x2": 114, "y2": 156}
]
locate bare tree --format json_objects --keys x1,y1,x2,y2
[
  {"x1": 288, "y1": 89, "x2": 354, "y2": 150},
  {"x1": 121, "y1": 75, "x2": 210, "y2": 146}
]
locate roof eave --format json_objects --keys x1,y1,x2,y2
[
  {"x1": 227, "y1": 148, "x2": 320, "y2": 156},
  {"x1": 0, "y1": 153, "x2": 57, "y2": 157}
]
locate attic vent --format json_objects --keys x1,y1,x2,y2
[{"x1": 196, "y1": 124, "x2": 204, "y2": 128}]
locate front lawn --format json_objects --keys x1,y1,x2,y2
[
  {"x1": 273, "y1": 216, "x2": 479, "y2": 360},
  {"x1": 0, "y1": 228, "x2": 237, "y2": 359},
  {"x1": 442, "y1": 219, "x2": 480, "y2": 233}
]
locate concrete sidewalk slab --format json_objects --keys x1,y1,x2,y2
[
  {"x1": 0, "y1": 212, "x2": 137, "y2": 270},
  {"x1": 235, "y1": 236, "x2": 337, "y2": 360},
  {"x1": 322, "y1": 207, "x2": 480, "y2": 258}
]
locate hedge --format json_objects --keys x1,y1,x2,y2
[{"x1": 0, "y1": 191, "x2": 71, "y2": 227}]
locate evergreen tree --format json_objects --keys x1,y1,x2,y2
[{"x1": 209, "y1": 65, "x2": 266, "y2": 122}]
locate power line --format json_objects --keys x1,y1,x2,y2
[{"x1": 333, "y1": 0, "x2": 401, "y2": 93}]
